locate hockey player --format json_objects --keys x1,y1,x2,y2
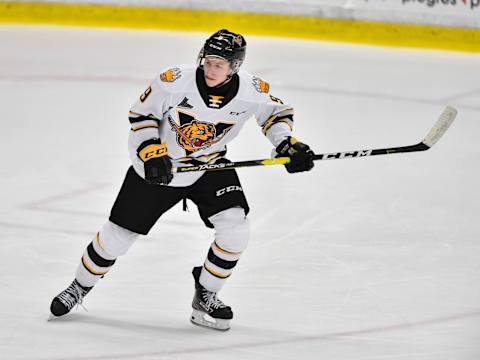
[{"x1": 49, "y1": 29, "x2": 315, "y2": 331}]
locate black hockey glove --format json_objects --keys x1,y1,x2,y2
[
  {"x1": 137, "y1": 139, "x2": 173, "y2": 185},
  {"x1": 274, "y1": 136, "x2": 315, "y2": 173}
]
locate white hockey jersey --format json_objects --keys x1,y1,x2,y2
[{"x1": 128, "y1": 64, "x2": 294, "y2": 187}]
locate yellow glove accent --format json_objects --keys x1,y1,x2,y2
[
  {"x1": 138, "y1": 143, "x2": 168, "y2": 162},
  {"x1": 289, "y1": 137, "x2": 298, "y2": 145}
]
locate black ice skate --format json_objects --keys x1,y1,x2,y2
[
  {"x1": 190, "y1": 266, "x2": 233, "y2": 331},
  {"x1": 49, "y1": 279, "x2": 92, "y2": 320}
]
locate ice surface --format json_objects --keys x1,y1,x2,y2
[{"x1": 1, "y1": 25, "x2": 479, "y2": 360}]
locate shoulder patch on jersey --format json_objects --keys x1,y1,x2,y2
[
  {"x1": 160, "y1": 67, "x2": 182, "y2": 82},
  {"x1": 252, "y1": 76, "x2": 270, "y2": 93}
]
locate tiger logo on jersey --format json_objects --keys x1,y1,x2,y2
[
  {"x1": 160, "y1": 67, "x2": 182, "y2": 82},
  {"x1": 252, "y1": 76, "x2": 270, "y2": 93},
  {"x1": 168, "y1": 112, "x2": 235, "y2": 153},
  {"x1": 179, "y1": 121, "x2": 216, "y2": 151}
]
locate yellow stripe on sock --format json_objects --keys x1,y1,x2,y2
[
  {"x1": 95, "y1": 232, "x2": 105, "y2": 252},
  {"x1": 204, "y1": 264, "x2": 231, "y2": 279},
  {"x1": 213, "y1": 241, "x2": 242, "y2": 256},
  {"x1": 81, "y1": 256, "x2": 108, "y2": 276}
]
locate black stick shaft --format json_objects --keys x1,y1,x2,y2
[
  {"x1": 173, "y1": 106, "x2": 456, "y2": 173},
  {"x1": 172, "y1": 142, "x2": 430, "y2": 173}
]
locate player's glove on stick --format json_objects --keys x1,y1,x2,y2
[
  {"x1": 274, "y1": 136, "x2": 315, "y2": 173},
  {"x1": 137, "y1": 139, "x2": 173, "y2": 185}
]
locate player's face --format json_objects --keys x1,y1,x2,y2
[{"x1": 203, "y1": 57, "x2": 231, "y2": 87}]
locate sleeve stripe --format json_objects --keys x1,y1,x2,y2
[
  {"x1": 268, "y1": 108, "x2": 294, "y2": 121},
  {"x1": 131, "y1": 123, "x2": 159, "y2": 131},
  {"x1": 261, "y1": 108, "x2": 294, "y2": 133},
  {"x1": 128, "y1": 112, "x2": 160, "y2": 124},
  {"x1": 262, "y1": 115, "x2": 294, "y2": 135}
]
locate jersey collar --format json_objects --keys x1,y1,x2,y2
[{"x1": 195, "y1": 68, "x2": 240, "y2": 109}]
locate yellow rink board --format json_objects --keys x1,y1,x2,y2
[{"x1": 0, "y1": 1, "x2": 479, "y2": 52}]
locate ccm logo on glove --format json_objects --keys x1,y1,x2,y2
[
  {"x1": 137, "y1": 139, "x2": 173, "y2": 185},
  {"x1": 216, "y1": 186, "x2": 243, "y2": 197},
  {"x1": 138, "y1": 143, "x2": 168, "y2": 161}
]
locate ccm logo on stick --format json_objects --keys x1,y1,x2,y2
[
  {"x1": 323, "y1": 150, "x2": 372, "y2": 159},
  {"x1": 216, "y1": 186, "x2": 243, "y2": 197}
]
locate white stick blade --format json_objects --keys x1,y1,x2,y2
[{"x1": 422, "y1": 106, "x2": 457, "y2": 147}]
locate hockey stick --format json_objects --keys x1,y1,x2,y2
[{"x1": 172, "y1": 106, "x2": 457, "y2": 173}]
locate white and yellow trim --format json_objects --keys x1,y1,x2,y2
[
  {"x1": 212, "y1": 241, "x2": 242, "y2": 257},
  {"x1": 95, "y1": 232, "x2": 105, "y2": 252},
  {"x1": 262, "y1": 108, "x2": 295, "y2": 135},
  {"x1": 131, "y1": 123, "x2": 159, "y2": 132},
  {"x1": 203, "y1": 263, "x2": 232, "y2": 279},
  {"x1": 81, "y1": 256, "x2": 109, "y2": 276}
]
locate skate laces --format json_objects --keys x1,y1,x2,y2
[
  {"x1": 58, "y1": 282, "x2": 88, "y2": 311},
  {"x1": 202, "y1": 290, "x2": 225, "y2": 310}
]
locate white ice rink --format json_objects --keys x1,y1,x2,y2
[{"x1": 1, "y1": 25, "x2": 479, "y2": 359}]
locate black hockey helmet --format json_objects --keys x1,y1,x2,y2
[{"x1": 197, "y1": 29, "x2": 247, "y2": 75}]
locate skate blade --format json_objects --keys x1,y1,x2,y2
[
  {"x1": 47, "y1": 313, "x2": 57, "y2": 321},
  {"x1": 190, "y1": 309, "x2": 230, "y2": 331}
]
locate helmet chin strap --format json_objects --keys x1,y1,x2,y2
[{"x1": 214, "y1": 75, "x2": 233, "y2": 88}]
